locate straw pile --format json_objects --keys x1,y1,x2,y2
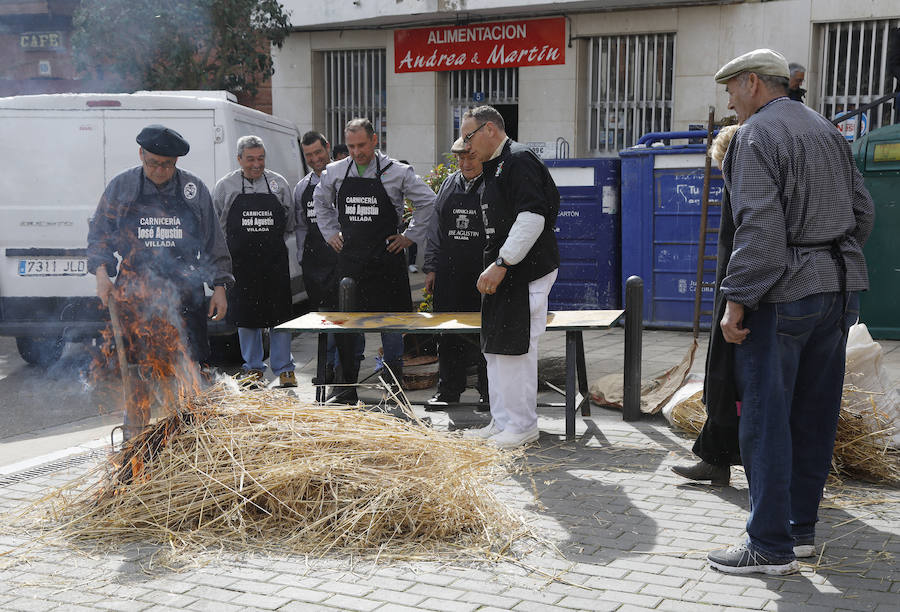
[
  {"x1": 668, "y1": 385, "x2": 900, "y2": 484},
  {"x1": 39, "y1": 383, "x2": 524, "y2": 559},
  {"x1": 831, "y1": 388, "x2": 900, "y2": 484},
  {"x1": 667, "y1": 389, "x2": 706, "y2": 436}
]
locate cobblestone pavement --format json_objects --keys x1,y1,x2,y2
[{"x1": 1, "y1": 328, "x2": 898, "y2": 611}]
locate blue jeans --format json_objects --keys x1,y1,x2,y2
[
  {"x1": 381, "y1": 333, "x2": 404, "y2": 367},
  {"x1": 734, "y1": 292, "x2": 858, "y2": 558},
  {"x1": 238, "y1": 327, "x2": 295, "y2": 375}
]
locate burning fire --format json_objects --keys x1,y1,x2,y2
[{"x1": 92, "y1": 265, "x2": 206, "y2": 446}]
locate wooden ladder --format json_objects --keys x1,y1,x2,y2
[{"x1": 692, "y1": 106, "x2": 720, "y2": 339}]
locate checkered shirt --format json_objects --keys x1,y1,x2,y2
[{"x1": 721, "y1": 97, "x2": 874, "y2": 308}]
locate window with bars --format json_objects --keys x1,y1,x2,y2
[
  {"x1": 448, "y1": 68, "x2": 518, "y2": 135},
  {"x1": 586, "y1": 33, "x2": 675, "y2": 154},
  {"x1": 323, "y1": 49, "x2": 387, "y2": 149},
  {"x1": 817, "y1": 19, "x2": 900, "y2": 133}
]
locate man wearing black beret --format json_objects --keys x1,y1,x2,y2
[{"x1": 87, "y1": 125, "x2": 233, "y2": 438}]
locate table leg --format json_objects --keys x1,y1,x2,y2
[
  {"x1": 566, "y1": 330, "x2": 577, "y2": 440},
  {"x1": 315, "y1": 332, "x2": 327, "y2": 403},
  {"x1": 575, "y1": 331, "x2": 589, "y2": 417}
]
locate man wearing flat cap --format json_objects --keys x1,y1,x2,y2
[
  {"x1": 705, "y1": 49, "x2": 874, "y2": 576},
  {"x1": 421, "y1": 136, "x2": 489, "y2": 409},
  {"x1": 88, "y1": 125, "x2": 233, "y2": 438}
]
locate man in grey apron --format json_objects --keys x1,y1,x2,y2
[
  {"x1": 313, "y1": 118, "x2": 435, "y2": 399},
  {"x1": 458, "y1": 106, "x2": 560, "y2": 449},
  {"x1": 88, "y1": 125, "x2": 233, "y2": 437},
  {"x1": 422, "y1": 137, "x2": 489, "y2": 409},
  {"x1": 213, "y1": 135, "x2": 296, "y2": 388},
  {"x1": 294, "y1": 130, "x2": 364, "y2": 387}
]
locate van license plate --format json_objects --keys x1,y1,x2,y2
[{"x1": 18, "y1": 258, "x2": 88, "y2": 276}]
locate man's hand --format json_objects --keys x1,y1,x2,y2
[
  {"x1": 208, "y1": 285, "x2": 228, "y2": 321},
  {"x1": 425, "y1": 271, "x2": 436, "y2": 293},
  {"x1": 386, "y1": 233, "x2": 412, "y2": 254},
  {"x1": 720, "y1": 300, "x2": 750, "y2": 344},
  {"x1": 477, "y1": 263, "x2": 507, "y2": 295},
  {"x1": 327, "y1": 232, "x2": 344, "y2": 253},
  {"x1": 95, "y1": 265, "x2": 114, "y2": 308}
]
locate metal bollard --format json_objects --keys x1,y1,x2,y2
[
  {"x1": 623, "y1": 276, "x2": 643, "y2": 422},
  {"x1": 339, "y1": 277, "x2": 358, "y2": 312}
]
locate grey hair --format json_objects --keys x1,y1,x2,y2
[
  {"x1": 345, "y1": 118, "x2": 375, "y2": 138},
  {"x1": 463, "y1": 105, "x2": 505, "y2": 132},
  {"x1": 736, "y1": 71, "x2": 789, "y2": 95},
  {"x1": 788, "y1": 62, "x2": 806, "y2": 76},
  {"x1": 237, "y1": 135, "x2": 265, "y2": 158}
]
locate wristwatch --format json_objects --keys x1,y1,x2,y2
[{"x1": 495, "y1": 257, "x2": 508, "y2": 268}]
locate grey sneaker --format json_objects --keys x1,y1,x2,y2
[
  {"x1": 463, "y1": 419, "x2": 501, "y2": 440},
  {"x1": 793, "y1": 536, "x2": 816, "y2": 558},
  {"x1": 708, "y1": 543, "x2": 799, "y2": 575}
]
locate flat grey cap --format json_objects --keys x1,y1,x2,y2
[
  {"x1": 450, "y1": 136, "x2": 468, "y2": 154},
  {"x1": 715, "y1": 48, "x2": 790, "y2": 84}
]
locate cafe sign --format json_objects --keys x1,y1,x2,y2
[
  {"x1": 394, "y1": 17, "x2": 565, "y2": 73},
  {"x1": 20, "y1": 31, "x2": 63, "y2": 50}
]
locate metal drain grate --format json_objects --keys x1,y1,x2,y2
[{"x1": 0, "y1": 449, "x2": 107, "y2": 488}]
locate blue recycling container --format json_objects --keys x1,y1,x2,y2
[
  {"x1": 545, "y1": 158, "x2": 620, "y2": 310},
  {"x1": 619, "y1": 132, "x2": 724, "y2": 329}
]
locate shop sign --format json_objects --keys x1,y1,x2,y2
[
  {"x1": 20, "y1": 31, "x2": 63, "y2": 50},
  {"x1": 394, "y1": 17, "x2": 565, "y2": 73}
]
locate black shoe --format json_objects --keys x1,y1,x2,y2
[
  {"x1": 708, "y1": 543, "x2": 798, "y2": 575},
  {"x1": 328, "y1": 387, "x2": 359, "y2": 404},
  {"x1": 476, "y1": 394, "x2": 490, "y2": 412},
  {"x1": 671, "y1": 460, "x2": 730, "y2": 485},
  {"x1": 425, "y1": 392, "x2": 459, "y2": 411}
]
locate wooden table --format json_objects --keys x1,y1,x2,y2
[{"x1": 277, "y1": 309, "x2": 625, "y2": 440}]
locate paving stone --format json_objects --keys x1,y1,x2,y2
[
  {"x1": 139, "y1": 591, "x2": 198, "y2": 609},
  {"x1": 183, "y1": 585, "x2": 240, "y2": 603},
  {"x1": 555, "y1": 594, "x2": 621, "y2": 611},
  {"x1": 229, "y1": 592, "x2": 291, "y2": 610},
  {"x1": 415, "y1": 598, "x2": 479, "y2": 612},
  {"x1": 320, "y1": 593, "x2": 381, "y2": 611}
]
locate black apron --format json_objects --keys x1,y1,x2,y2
[
  {"x1": 479, "y1": 162, "x2": 530, "y2": 355},
  {"x1": 224, "y1": 175, "x2": 292, "y2": 327},
  {"x1": 300, "y1": 178, "x2": 339, "y2": 310},
  {"x1": 434, "y1": 176, "x2": 485, "y2": 312},
  {"x1": 116, "y1": 171, "x2": 208, "y2": 363},
  {"x1": 336, "y1": 158, "x2": 412, "y2": 312}
]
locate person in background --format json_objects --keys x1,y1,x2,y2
[
  {"x1": 672, "y1": 124, "x2": 741, "y2": 486},
  {"x1": 459, "y1": 105, "x2": 560, "y2": 449},
  {"x1": 787, "y1": 62, "x2": 806, "y2": 102},
  {"x1": 422, "y1": 137, "x2": 489, "y2": 410},
  {"x1": 332, "y1": 143, "x2": 349, "y2": 161},
  {"x1": 88, "y1": 125, "x2": 233, "y2": 437},
  {"x1": 213, "y1": 135, "x2": 296, "y2": 388},
  {"x1": 294, "y1": 130, "x2": 365, "y2": 394},
  {"x1": 313, "y1": 118, "x2": 435, "y2": 393},
  {"x1": 707, "y1": 48, "x2": 873, "y2": 575}
]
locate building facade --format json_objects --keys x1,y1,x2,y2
[{"x1": 271, "y1": 0, "x2": 900, "y2": 173}]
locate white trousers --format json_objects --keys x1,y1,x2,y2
[{"x1": 484, "y1": 268, "x2": 558, "y2": 434}]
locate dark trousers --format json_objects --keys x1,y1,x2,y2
[
  {"x1": 735, "y1": 292, "x2": 858, "y2": 557},
  {"x1": 437, "y1": 333, "x2": 487, "y2": 397}
]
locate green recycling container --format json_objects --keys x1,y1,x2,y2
[{"x1": 853, "y1": 123, "x2": 900, "y2": 339}]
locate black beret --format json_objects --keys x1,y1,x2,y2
[{"x1": 136, "y1": 124, "x2": 190, "y2": 157}]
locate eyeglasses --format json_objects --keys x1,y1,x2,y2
[
  {"x1": 463, "y1": 122, "x2": 487, "y2": 143},
  {"x1": 144, "y1": 158, "x2": 176, "y2": 170}
]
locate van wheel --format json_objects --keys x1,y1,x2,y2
[{"x1": 16, "y1": 336, "x2": 65, "y2": 367}]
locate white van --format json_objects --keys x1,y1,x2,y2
[{"x1": 0, "y1": 91, "x2": 306, "y2": 365}]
